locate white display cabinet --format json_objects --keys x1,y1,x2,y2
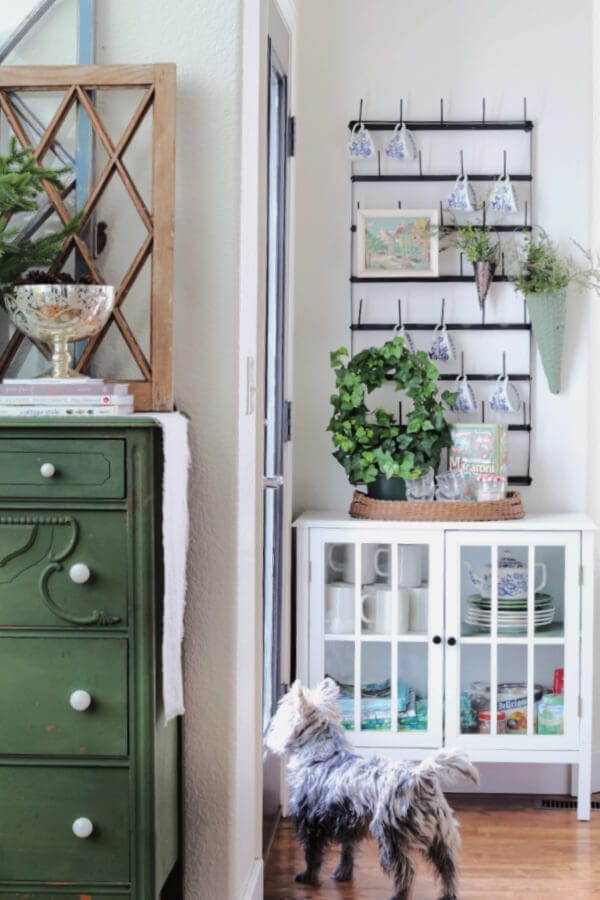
[{"x1": 294, "y1": 512, "x2": 595, "y2": 819}]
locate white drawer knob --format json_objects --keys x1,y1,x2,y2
[
  {"x1": 40, "y1": 463, "x2": 56, "y2": 478},
  {"x1": 70, "y1": 690, "x2": 92, "y2": 712},
  {"x1": 69, "y1": 563, "x2": 91, "y2": 584},
  {"x1": 72, "y1": 817, "x2": 94, "y2": 838}
]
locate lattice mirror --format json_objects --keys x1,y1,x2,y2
[{"x1": 0, "y1": 65, "x2": 175, "y2": 410}]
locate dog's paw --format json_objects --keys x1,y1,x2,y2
[{"x1": 295, "y1": 871, "x2": 320, "y2": 885}]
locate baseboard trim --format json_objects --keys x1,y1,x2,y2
[{"x1": 241, "y1": 859, "x2": 263, "y2": 900}]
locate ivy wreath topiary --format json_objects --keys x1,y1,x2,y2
[{"x1": 327, "y1": 336, "x2": 457, "y2": 487}]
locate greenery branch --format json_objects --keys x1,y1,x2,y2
[{"x1": 0, "y1": 137, "x2": 83, "y2": 286}]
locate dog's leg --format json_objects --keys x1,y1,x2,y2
[
  {"x1": 426, "y1": 838, "x2": 459, "y2": 900},
  {"x1": 295, "y1": 834, "x2": 325, "y2": 885},
  {"x1": 372, "y1": 822, "x2": 416, "y2": 900},
  {"x1": 332, "y1": 841, "x2": 355, "y2": 881}
]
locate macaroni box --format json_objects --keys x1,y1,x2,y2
[{"x1": 449, "y1": 424, "x2": 508, "y2": 500}]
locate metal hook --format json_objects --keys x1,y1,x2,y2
[
  {"x1": 399, "y1": 98, "x2": 403, "y2": 125},
  {"x1": 439, "y1": 199, "x2": 444, "y2": 227},
  {"x1": 397, "y1": 199, "x2": 402, "y2": 209},
  {"x1": 524, "y1": 199, "x2": 528, "y2": 227},
  {"x1": 523, "y1": 96, "x2": 527, "y2": 123},
  {"x1": 503, "y1": 150, "x2": 507, "y2": 179},
  {"x1": 377, "y1": 149, "x2": 381, "y2": 177},
  {"x1": 397, "y1": 298, "x2": 403, "y2": 329},
  {"x1": 440, "y1": 297, "x2": 446, "y2": 327},
  {"x1": 460, "y1": 253, "x2": 464, "y2": 277},
  {"x1": 358, "y1": 98, "x2": 363, "y2": 124},
  {"x1": 482, "y1": 400, "x2": 486, "y2": 423},
  {"x1": 482, "y1": 200, "x2": 486, "y2": 230},
  {"x1": 440, "y1": 98, "x2": 444, "y2": 124},
  {"x1": 460, "y1": 149, "x2": 464, "y2": 177},
  {"x1": 523, "y1": 401, "x2": 527, "y2": 426},
  {"x1": 358, "y1": 298, "x2": 363, "y2": 326},
  {"x1": 418, "y1": 149, "x2": 423, "y2": 176},
  {"x1": 502, "y1": 351, "x2": 506, "y2": 378},
  {"x1": 482, "y1": 97, "x2": 486, "y2": 124}
]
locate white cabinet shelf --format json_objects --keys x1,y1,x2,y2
[{"x1": 294, "y1": 512, "x2": 595, "y2": 819}]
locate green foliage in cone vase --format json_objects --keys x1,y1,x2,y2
[
  {"x1": 511, "y1": 230, "x2": 600, "y2": 394},
  {"x1": 328, "y1": 336, "x2": 457, "y2": 488},
  {"x1": 444, "y1": 221, "x2": 499, "y2": 265},
  {"x1": 442, "y1": 221, "x2": 498, "y2": 311},
  {"x1": 0, "y1": 138, "x2": 82, "y2": 286}
]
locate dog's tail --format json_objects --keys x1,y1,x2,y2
[{"x1": 413, "y1": 747, "x2": 479, "y2": 786}]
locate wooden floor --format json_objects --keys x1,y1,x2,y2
[{"x1": 264, "y1": 795, "x2": 600, "y2": 899}]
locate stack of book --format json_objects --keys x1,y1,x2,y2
[{"x1": 0, "y1": 379, "x2": 135, "y2": 416}]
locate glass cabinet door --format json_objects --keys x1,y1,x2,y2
[
  {"x1": 445, "y1": 532, "x2": 579, "y2": 749},
  {"x1": 309, "y1": 529, "x2": 444, "y2": 748}
]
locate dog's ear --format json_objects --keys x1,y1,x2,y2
[{"x1": 318, "y1": 677, "x2": 340, "y2": 701}]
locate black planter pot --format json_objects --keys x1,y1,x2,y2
[{"x1": 366, "y1": 475, "x2": 406, "y2": 501}]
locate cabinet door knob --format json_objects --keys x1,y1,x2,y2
[
  {"x1": 432, "y1": 635, "x2": 442, "y2": 644},
  {"x1": 72, "y1": 817, "x2": 94, "y2": 838},
  {"x1": 40, "y1": 462, "x2": 56, "y2": 478},
  {"x1": 70, "y1": 690, "x2": 92, "y2": 712},
  {"x1": 69, "y1": 563, "x2": 91, "y2": 584},
  {"x1": 447, "y1": 636, "x2": 457, "y2": 646}
]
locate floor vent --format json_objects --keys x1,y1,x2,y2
[{"x1": 534, "y1": 798, "x2": 600, "y2": 810}]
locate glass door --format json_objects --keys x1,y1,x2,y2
[
  {"x1": 310, "y1": 528, "x2": 444, "y2": 748},
  {"x1": 262, "y1": 12, "x2": 291, "y2": 855},
  {"x1": 445, "y1": 532, "x2": 580, "y2": 749}
]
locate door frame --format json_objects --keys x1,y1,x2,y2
[{"x1": 235, "y1": 0, "x2": 297, "y2": 895}]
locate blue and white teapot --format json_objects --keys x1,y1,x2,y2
[{"x1": 465, "y1": 550, "x2": 547, "y2": 600}]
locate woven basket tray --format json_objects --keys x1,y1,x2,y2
[{"x1": 349, "y1": 490, "x2": 525, "y2": 522}]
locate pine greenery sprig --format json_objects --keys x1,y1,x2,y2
[{"x1": 0, "y1": 137, "x2": 83, "y2": 286}]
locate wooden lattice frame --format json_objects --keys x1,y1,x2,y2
[{"x1": 0, "y1": 65, "x2": 176, "y2": 411}]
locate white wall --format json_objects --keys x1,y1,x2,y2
[{"x1": 293, "y1": 0, "x2": 593, "y2": 517}]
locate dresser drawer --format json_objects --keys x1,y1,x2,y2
[
  {"x1": 0, "y1": 637, "x2": 127, "y2": 756},
  {"x1": 0, "y1": 894, "x2": 128, "y2": 899},
  {"x1": 0, "y1": 766, "x2": 129, "y2": 882},
  {"x1": 0, "y1": 438, "x2": 125, "y2": 499},
  {"x1": 0, "y1": 510, "x2": 128, "y2": 628}
]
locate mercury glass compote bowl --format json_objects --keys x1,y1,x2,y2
[{"x1": 4, "y1": 284, "x2": 115, "y2": 379}]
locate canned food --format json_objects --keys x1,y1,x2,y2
[
  {"x1": 478, "y1": 711, "x2": 507, "y2": 734},
  {"x1": 497, "y1": 682, "x2": 543, "y2": 733}
]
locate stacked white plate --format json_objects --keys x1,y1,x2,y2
[{"x1": 464, "y1": 593, "x2": 555, "y2": 632}]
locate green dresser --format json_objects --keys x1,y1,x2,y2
[{"x1": 0, "y1": 420, "x2": 179, "y2": 899}]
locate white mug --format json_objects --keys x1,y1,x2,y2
[
  {"x1": 409, "y1": 586, "x2": 429, "y2": 633},
  {"x1": 363, "y1": 587, "x2": 411, "y2": 634},
  {"x1": 325, "y1": 582, "x2": 371, "y2": 634},
  {"x1": 375, "y1": 545, "x2": 422, "y2": 587},
  {"x1": 328, "y1": 544, "x2": 377, "y2": 584}
]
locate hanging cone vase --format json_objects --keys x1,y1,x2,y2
[
  {"x1": 473, "y1": 260, "x2": 496, "y2": 311},
  {"x1": 525, "y1": 287, "x2": 567, "y2": 394}
]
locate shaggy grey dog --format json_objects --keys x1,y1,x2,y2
[{"x1": 266, "y1": 677, "x2": 479, "y2": 900}]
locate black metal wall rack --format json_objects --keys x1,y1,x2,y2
[{"x1": 348, "y1": 100, "x2": 535, "y2": 486}]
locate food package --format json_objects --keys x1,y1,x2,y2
[{"x1": 449, "y1": 423, "x2": 508, "y2": 500}]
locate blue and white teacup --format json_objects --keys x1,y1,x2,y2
[
  {"x1": 428, "y1": 324, "x2": 456, "y2": 362},
  {"x1": 447, "y1": 174, "x2": 478, "y2": 212},
  {"x1": 348, "y1": 123, "x2": 376, "y2": 160},
  {"x1": 489, "y1": 375, "x2": 521, "y2": 413},
  {"x1": 453, "y1": 374, "x2": 478, "y2": 413},
  {"x1": 394, "y1": 324, "x2": 416, "y2": 354},
  {"x1": 488, "y1": 175, "x2": 519, "y2": 213},
  {"x1": 384, "y1": 123, "x2": 417, "y2": 161}
]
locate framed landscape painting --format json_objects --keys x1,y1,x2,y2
[{"x1": 355, "y1": 209, "x2": 439, "y2": 278}]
